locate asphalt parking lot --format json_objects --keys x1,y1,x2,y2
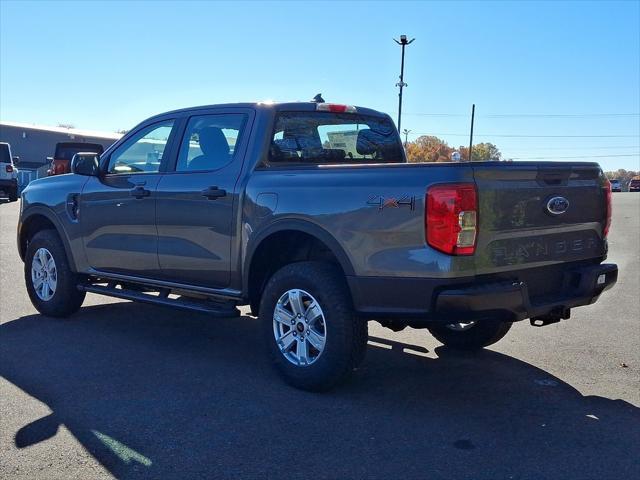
[{"x1": 1, "y1": 194, "x2": 638, "y2": 480}]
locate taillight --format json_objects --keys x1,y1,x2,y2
[
  {"x1": 603, "y1": 179, "x2": 612, "y2": 237},
  {"x1": 49, "y1": 159, "x2": 66, "y2": 175},
  {"x1": 426, "y1": 183, "x2": 478, "y2": 255},
  {"x1": 6, "y1": 164, "x2": 13, "y2": 173}
]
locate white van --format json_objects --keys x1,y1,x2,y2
[{"x1": 0, "y1": 142, "x2": 19, "y2": 202}]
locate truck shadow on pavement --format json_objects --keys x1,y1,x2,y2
[{"x1": 1, "y1": 302, "x2": 638, "y2": 479}]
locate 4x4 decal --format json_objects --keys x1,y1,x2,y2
[{"x1": 367, "y1": 195, "x2": 416, "y2": 211}]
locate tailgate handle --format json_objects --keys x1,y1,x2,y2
[
  {"x1": 537, "y1": 169, "x2": 570, "y2": 186},
  {"x1": 543, "y1": 175, "x2": 563, "y2": 185}
]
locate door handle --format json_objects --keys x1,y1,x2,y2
[
  {"x1": 201, "y1": 186, "x2": 226, "y2": 200},
  {"x1": 130, "y1": 185, "x2": 151, "y2": 199}
]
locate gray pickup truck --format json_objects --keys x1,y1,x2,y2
[{"x1": 17, "y1": 101, "x2": 617, "y2": 390}]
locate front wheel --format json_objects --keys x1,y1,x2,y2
[
  {"x1": 259, "y1": 261, "x2": 367, "y2": 391},
  {"x1": 427, "y1": 319, "x2": 512, "y2": 351},
  {"x1": 25, "y1": 229, "x2": 85, "y2": 317}
]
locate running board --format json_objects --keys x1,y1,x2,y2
[{"x1": 79, "y1": 284, "x2": 240, "y2": 317}]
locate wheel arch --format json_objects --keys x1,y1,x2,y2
[
  {"x1": 244, "y1": 219, "x2": 355, "y2": 313},
  {"x1": 19, "y1": 207, "x2": 77, "y2": 271}
]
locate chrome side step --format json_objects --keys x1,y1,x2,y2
[{"x1": 79, "y1": 283, "x2": 240, "y2": 317}]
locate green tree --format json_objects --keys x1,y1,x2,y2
[
  {"x1": 405, "y1": 136, "x2": 453, "y2": 163},
  {"x1": 458, "y1": 143, "x2": 501, "y2": 161}
]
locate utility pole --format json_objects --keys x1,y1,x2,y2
[
  {"x1": 402, "y1": 129, "x2": 411, "y2": 148},
  {"x1": 394, "y1": 35, "x2": 415, "y2": 132},
  {"x1": 468, "y1": 104, "x2": 475, "y2": 161}
]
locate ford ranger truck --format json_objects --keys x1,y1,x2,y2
[
  {"x1": 17, "y1": 102, "x2": 618, "y2": 391},
  {"x1": 47, "y1": 142, "x2": 105, "y2": 176}
]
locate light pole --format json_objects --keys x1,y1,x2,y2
[
  {"x1": 468, "y1": 104, "x2": 475, "y2": 161},
  {"x1": 402, "y1": 128, "x2": 411, "y2": 148},
  {"x1": 394, "y1": 35, "x2": 414, "y2": 132}
]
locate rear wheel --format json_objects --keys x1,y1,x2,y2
[
  {"x1": 8, "y1": 184, "x2": 18, "y2": 202},
  {"x1": 259, "y1": 261, "x2": 367, "y2": 391},
  {"x1": 427, "y1": 319, "x2": 512, "y2": 350},
  {"x1": 25, "y1": 229, "x2": 85, "y2": 317}
]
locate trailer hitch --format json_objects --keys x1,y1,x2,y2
[{"x1": 530, "y1": 307, "x2": 571, "y2": 327}]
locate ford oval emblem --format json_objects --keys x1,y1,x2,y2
[{"x1": 546, "y1": 196, "x2": 570, "y2": 215}]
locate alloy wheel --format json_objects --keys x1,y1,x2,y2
[
  {"x1": 31, "y1": 247, "x2": 57, "y2": 301},
  {"x1": 273, "y1": 289, "x2": 327, "y2": 366}
]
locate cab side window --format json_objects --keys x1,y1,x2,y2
[
  {"x1": 175, "y1": 114, "x2": 247, "y2": 172},
  {"x1": 108, "y1": 121, "x2": 174, "y2": 174}
]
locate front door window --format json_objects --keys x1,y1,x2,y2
[{"x1": 108, "y1": 121, "x2": 174, "y2": 174}]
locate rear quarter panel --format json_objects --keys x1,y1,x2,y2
[{"x1": 243, "y1": 163, "x2": 477, "y2": 279}]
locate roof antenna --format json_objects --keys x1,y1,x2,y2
[{"x1": 312, "y1": 93, "x2": 325, "y2": 103}]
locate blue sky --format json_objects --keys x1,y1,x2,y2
[{"x1": 1, "y1": 0, "x2": 639, "y2": 170}]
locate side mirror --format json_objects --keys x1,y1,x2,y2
[
  {"x1": 12, "y1": 156, "x2": 20, "y2": 165},
  {"x1": 71, "y1": 153, "x2": 100, "y2": 176}
]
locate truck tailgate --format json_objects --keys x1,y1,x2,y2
[{"x1": 472, "y1": 162, "x2": 608, "y2": 272}]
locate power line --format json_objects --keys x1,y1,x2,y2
[
  {"x1": 411, "y1": 132, "x2": 640, "y2": 138},
  {"x1": 504, "y1": 145, "x2": 640, "y2": 151},
  {"x1": 487, "y1": 113, "x2": 640, "y2": 118},
  {"x1": 510, "y1": 154, "x2": 640, "y2": 160},
  {"x1": 406, "y1": 113, "x2": 467, "y2": 117},
  {"x1": 405, "y1": 112, "x2": 640, "y2": 118}
]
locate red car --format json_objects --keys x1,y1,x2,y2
[
  {"x1": 48, "y1": 142, "x2": 104, "y2": 176},
  {"x1": 629, "y1": 178, "x2": 640, "y2": 192}
]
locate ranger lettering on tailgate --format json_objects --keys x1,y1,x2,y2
[{"x1": 489, "y1": 231, "x2": 602, "y2": 267}]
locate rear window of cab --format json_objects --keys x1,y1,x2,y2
[{"x1": 268, "y1": 112, "x2": 404, "y2": 166}]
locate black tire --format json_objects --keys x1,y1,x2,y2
[
  {"x1": 8, "y1": 185, "x2": 18, "y2": 202},
  {"x1": 427, "y1": 319, "x2": 512, "y2": 351},
  {"x1": 259, "y1": 261, "x2": 367, "y2": 391},
  {"x1": 24, "y1": 229, "x2": 85, "y2": 318}
]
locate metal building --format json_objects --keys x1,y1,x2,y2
[{"x1": 0, "y1": 121, "x2": 121, "y2": 188}]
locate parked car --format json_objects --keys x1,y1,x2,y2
[
  {"x1": 629, "y1": 177, "x2": 640, "y2": 192},
  {"x1": 0, "y1": 142, "x2": 19, "y2": 202},
  {"x1": 17, "y1": 102, "x2": 618, "y2": 390},
  {"x1": 610, "y1": 179, "x2": 622, "y2": 192},
  {"x1": 47, "y1": 142, "x2": 105, "y2": 176}
]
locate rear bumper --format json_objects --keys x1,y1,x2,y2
[
  {"x1": 434, "y1": 263, "x2": 617, "y2": 321},
  {"x1": 348, "y1": 262, "x2": 618, "y2": 322}
]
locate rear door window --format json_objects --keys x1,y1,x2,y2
[
  {"x1": 175, "y1": 114, "x2": 247, "y2": 172},
  {"x1": 268, "y1": 112, "x2": 404, "y2": 165}
]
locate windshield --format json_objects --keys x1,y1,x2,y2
[
  {"x1": 268, "y1": 112, "x2": 404, "y2": 165},
  {"x1": 54, "y1": 143, "x2": 104, "y2": 161},
  {"x1": 0, "y1": 144, "x2": 10, "y2": 164}
]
